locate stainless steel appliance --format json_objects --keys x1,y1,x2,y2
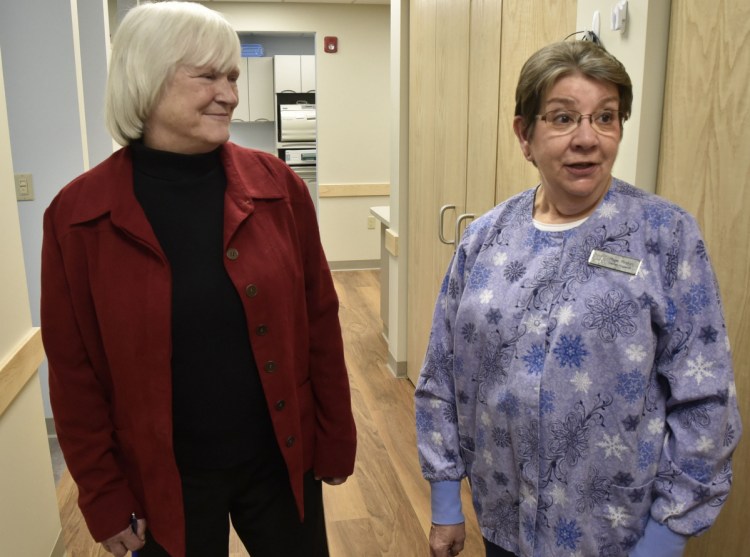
[
  {"x1": 279, "y1": 146, "x2": 318, "y2": 213},
  {"x1": 278, "y1": 103, "x2": 316, "y2": 142}
]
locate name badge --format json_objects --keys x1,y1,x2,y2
[{"x1": 588, "y1": 249, "x2": 642, "y2": 276}]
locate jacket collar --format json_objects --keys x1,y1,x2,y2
[{"x1": 67, "y1": 142, "x2": 285, "y2": 237}]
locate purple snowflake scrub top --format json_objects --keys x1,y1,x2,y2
[{"x1": 415, "y1": 179, "x2": 741, "y2": 557}]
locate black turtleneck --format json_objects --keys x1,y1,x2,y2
[{"x1": 131, "y1": 142, "x2": 275, "y2": 469}]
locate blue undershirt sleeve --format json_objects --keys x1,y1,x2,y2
[
  {"x1": 430, "y1": 480, "x2": 464, "y2": 525},
  {"x1": 629, "y1": 517, "x2": 688, "y2": 557}
]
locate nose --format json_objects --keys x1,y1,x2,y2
[
  {"x1": 570, "y1": 115, "x2": 598, "y2": 147},
  {"x1": 216, "y1": 77, "x2": 239, "y2": 107}
]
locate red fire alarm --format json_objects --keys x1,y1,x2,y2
[{"x1": 324, "y1": 36, "x2": 338, "y2": 53}]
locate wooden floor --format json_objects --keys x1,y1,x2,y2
[{"x1": 56, "y1": 270, "x2": 484, "y2": 556}]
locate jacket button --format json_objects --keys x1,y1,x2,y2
[
  {"x1": 264, "y1": 361, "x2": 276, "y2": 373},
  {"x1": 245, "y1": 284, "x2": 258, "y2": 297},
  {"x1": 256, "y1": 324, "x2": 268, "y2": 336},
  {"x1": 285, "y1": 436, "x2": 295, "y2": 448},
  {"x1": 275, "y1": 400, "x2": 286, "y2": 411},
  {"x1": 226, "y1": 248, "x2": 239, "y2": 260}
]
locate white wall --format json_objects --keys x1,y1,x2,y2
[
  {"x1": 0, "y1": 48, "x2": 63, "y2": 557},
  {"x1": 204, "y1": 2, "x2": 391, "y2": 263},
  {"x1": 0, "y1": 1, "x2": 93, "y2": 418}
]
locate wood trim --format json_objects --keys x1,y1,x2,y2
[
  {"x1": 318, "y1": 183, "x2": 390, "y2": 198},
  {"x1": 0, "y1": 327, "x2": 44, "y2": 418},
  {"x1": 385, "y1": 228, "x2": 399, "y2": 257}
]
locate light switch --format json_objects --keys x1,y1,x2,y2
[{"x1": 14, "y1": 173, "x2": 34, "y2": 201}]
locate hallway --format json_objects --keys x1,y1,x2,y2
[{"x1": 55, "y1": 270, "x2": 484, "y2": 556}]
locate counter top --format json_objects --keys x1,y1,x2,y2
[{"x1": 369, "y1": 205, "x2": 390, "y2": 227}]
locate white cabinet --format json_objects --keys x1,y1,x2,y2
[
  {"x1": 300, "y1": 55, "x2": 316, "y2": 92},
  {"x1": 274, "y1": 55, "x2": 316, "y2": 93},
  {"x1": 233, "y1": 57, "x2": 275, "y2": 123}
]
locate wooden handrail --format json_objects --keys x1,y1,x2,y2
[{"x1": 0, "y1": 327, "x2": 44, "y2": 418}]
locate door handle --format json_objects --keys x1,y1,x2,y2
[
  {"x1": 454, "y1": 213, "x2": 475, "y2": 245},
  {"x1": 438, "y1": 204, "x2": 456, "y2": 245}
]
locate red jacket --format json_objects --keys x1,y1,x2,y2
[{"x1": 41, "y1": 143, "x2": 356, "y2": 557}]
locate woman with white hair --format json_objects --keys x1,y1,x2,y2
[{"x1": 41, "y1": 2, "x2": 356, "y2": 556}]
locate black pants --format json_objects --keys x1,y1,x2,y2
[
  {"x1": 139, "y1": 459, "x2": 328, "y2": 557},
  {"x1": 484, "y1": 538, "x2": 517, "y2": 557}
]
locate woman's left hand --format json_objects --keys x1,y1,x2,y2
[{"x1": 315, "y1": 476, "x2": 348, "y2": 485}]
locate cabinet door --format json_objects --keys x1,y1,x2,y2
[
  {"x1": 407, "y1": 0, "x2": 472, "y2": 386},
  {"x1": 233, "y1": 58, "x2": 250, "y2": 122},
  {"x1": 247, "y1": 57, "x2": 274, "y2": 121},
  {"x1": 407, "y1": 0, "x2": 577, "y2": 386},
  {"x1": 300, "y1": 55, "x2": 316, "y2": 92},
  {"x1": 274, "y1": 55, "x2": 301, "y2": 92}
]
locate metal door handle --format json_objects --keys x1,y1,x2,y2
[
  {"x1": 438, "y1": 204, "x2": 456, "y2": 244},
  {"x1": 455, "y1": 213, "x2": 475, "y2": 245}
]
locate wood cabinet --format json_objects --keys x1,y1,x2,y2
[
  {"x1": 658, "y1": 1, "x2": 750, "y2": 555},
  {"x1": 274, "y1": 54, "x2": 316, "y2": 93},
  {"x1": 407, "y1": 0, "x2": 577, "y2": 385},
  {"x1": 234, "y1": 57, "x2": 274, "y2": 123}
]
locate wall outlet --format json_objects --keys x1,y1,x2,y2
[
  {"x1": 15, "y1": 173, "x2": 34, "y2": 201},
  {"x1": 367, "y1": 215, "x2": 376, "y2": 229}
]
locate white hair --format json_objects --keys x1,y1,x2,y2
[{"x1": 105, "y1": 1, "x2": 240, "y2": 145}]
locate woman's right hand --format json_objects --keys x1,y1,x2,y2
[
  {"x1": 101, "y1": 518, "x2": 146, "y2": 557},
  {"x1": 429, "y1": 522, "x2": 466, "y2": 557}
]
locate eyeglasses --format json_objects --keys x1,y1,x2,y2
[{"x1": 537, "y1": 109, "x2": 621, "y2": 136}]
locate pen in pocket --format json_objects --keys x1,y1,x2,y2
[{"x1": 130, "y1": 513, "x2": 140, "y2": 557}]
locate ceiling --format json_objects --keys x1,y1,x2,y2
[{"x1": 202, "y1": 0, "x2": 390, "y2": 5}]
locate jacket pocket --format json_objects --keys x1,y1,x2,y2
[{"x1": 590, "y1": 478, "x2": 654, "y2": 555}]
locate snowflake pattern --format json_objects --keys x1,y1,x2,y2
[
  {"x1": 682, "y1": 283, "x2": 710, "y2": 316},
  {"x1": 599, "y1": 201, "x2": 619, "y2": 219},
  {"x1": 698, "y1": 325, "x2": 718, "y2": 344},
  {"x1": 605, "y1": 505, "x2": 631, "y2": 528},
  {"x1": 678, "y1": 260, "x2": 692, "y2": 280},
  {"x1": 522, "y1": 344, "x2": 546, "y2": 375},
  {"x1": 637, "y1": 440, "x2": 655, "y2": 471},
  {"x1": 582, "y1": 290, "x2": 638, "y2": 342},
  {"x1": 485, "y1": 308, "x2": 502, "y2": 324},
  {"x1": 461, "y1": 322, "x2": 478, "y2": 344},
  {"x1": 554, "y1": 517, "x2": 583, "y2": 551},
  {"x1": 681, "y1": 458, "x2": 712, "y2": 483},
  {"x1": 615, "y1": 369, "x2": 646, "y2": 403},
  {"x1": 553, "y1": 335, "x2": 589, "y2": 368},
  {"x1": 468, "y1": 263, "x2": 492, "y2": 291},
  {"x1": 570, "y1": 371, "x2": 592, "y2": 393},
  {"x1": 685, "y1": 353, "x2": 715, "y2": 385},
  {"x1": 504, "y1": 260, "x2": 527, "y2": 283},
  {"x1": 540, "y1": 389, "x2": 556, "y2": 415},
  {"x1": 556, "y1": 304, "x2": 576, "y2": 325},
  {"x1": 551, "y1": 484, "x2": 568, "y2": 505},
  {"x1": 493, "y1": 251, "x2": 508, "y2": 266},
  {"x1": 523, "y1": 313, "x2": 547, "y2": 335},
  {"x1": 480, "y1": 289, "x2": 494, "y2": 304},
  {"x1": 696, "y1": 436, "x2": 715, "y2": 453},
  {"x1": 625, "y1": 344, "x2": 647, "y2": 362},
  {"x1": 414, "y1": 183, "x2": 739, "y2": 556},
  {"x1": 597, "y1": 432, "x2": 627, "y2": 460},
  {"x1": 644, "y1": 204, "x2": 672, "y2": 228}
]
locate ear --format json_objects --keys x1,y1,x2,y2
[{"x1": 513, "y1": 116, "x2": 534, "y2": 162}]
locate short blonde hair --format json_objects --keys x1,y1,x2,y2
[
  {"x1": 515, "y1": 41, "x2": 632, "y2": 139},
  {"x1": 105, "y1": 1, "x2": 240, "y2": 145}
]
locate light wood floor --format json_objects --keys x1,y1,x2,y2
[{"x1": 56, "y1": 270, "x2": 484, "y2": 556}]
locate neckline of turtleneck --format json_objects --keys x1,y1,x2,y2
[{"x1": 130, "y1": 140, "x2": 222, "y2": 182}]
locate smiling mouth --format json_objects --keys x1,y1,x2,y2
[{"x1": 567, "y1": 162, "x2": 596, "y2": 169}]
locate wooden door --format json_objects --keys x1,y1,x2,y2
[
  {"x1": 407, "y1": 0, "x2": 577, "y2": 385},
  {"x1": 495, "y1": 1, "x2": 578, "y2": 201},
  {"x1": 407, "y1": 0, "x2": 471, "y2": 385},
  {"x1": 657, "y1": 1, "x2": 750, "y2": 554}
]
